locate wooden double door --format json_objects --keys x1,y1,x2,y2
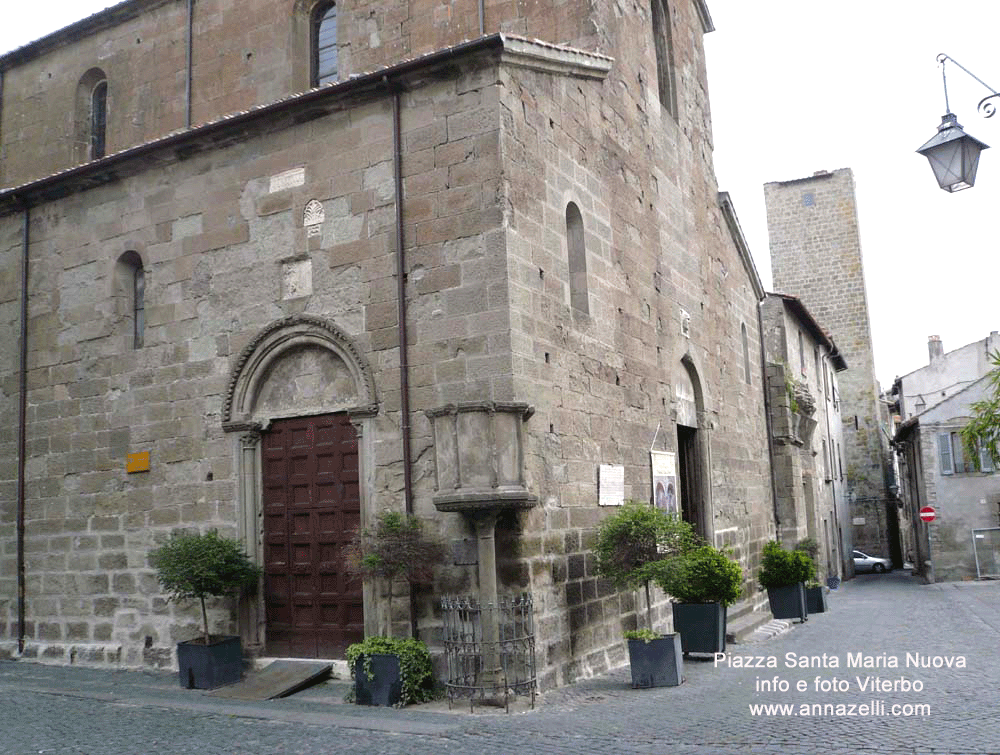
[{"x1": 261, "y1": 413, "x2": 363, "y2": 657}]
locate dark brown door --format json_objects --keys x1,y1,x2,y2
[{"x1": 262, "y1": 413, "x2": 363, "y2": 657}]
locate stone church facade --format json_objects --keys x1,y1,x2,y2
[{"x1": 1, "y1": 0, "x2": 775, "y2": 689}]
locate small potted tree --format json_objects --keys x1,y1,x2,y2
[
  {"x1": 593, "y1": 501, "x2": 697, "y2": 688},
  {"x1": 758, "y1": 541, "x2": 813, "y2": 623},
  {"x1": 150, "y1": 530, "x2": 260, "y2": 689},
  {"x1": 344, "y1": 510, "x2": 443, "y2": 706},
  {"x1": 795, "y1": 537, "x2": 827, "y2": 614},
  {"x1": 653, "y1": 544, "x2": 742, "y2": 655}
]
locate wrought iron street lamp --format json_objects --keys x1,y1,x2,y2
[{"x1": 917, "y1": 54, "x2": 997, "y2": 192}]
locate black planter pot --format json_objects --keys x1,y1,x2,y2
[
  {"x1": 354, "y1": 653, "x2": 403, "y2": 706},
  {"x1": 806, "y1": 586, "x2": 828, "y2": 614},
  {"x1": 767, "y1": 582, "x2": 808, "y2": 623},
  {"x1": 176, "y1": 635, "x2": 243, "y2": 689},
  {"x1": 627, "y1": 633, "x2": 683, "y2": 688},
  {"x1": 672, "y1": 602, "x2": 727, "y2": 655}
]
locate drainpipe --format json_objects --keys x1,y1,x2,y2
[
  {"x1": 388, "y1": 80, "x2": 413, "y2": 517},
  {"x1": 478, "y1": 0, "x2": 485, "y2": 35},
  {"x1": 388, "y1": 79, "x2": 418, "y2": 640},
  {"x1": 185, "y1": 0, "x2": 194, "y2": 128},
  {"x1": 16, "y1": 202, "x2": 30, "y2": 653},
  {"x1": 757, "y1": 301, "x2": 781, "y2": 536}
]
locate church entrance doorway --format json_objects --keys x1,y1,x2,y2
[{"x1": 261, "y1": 413, "x2": 363, "y2": 657}]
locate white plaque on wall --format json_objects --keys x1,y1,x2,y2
[
  {"x1": 598, "y1": 464, "x2": 625, "y2": 507},
  {"x1": 269, "y1": 167, "x2": 306, "y2": 193}
]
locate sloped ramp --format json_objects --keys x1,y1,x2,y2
[{"x1": 207, "y1": 661, "x2": 332, "y2": 700}]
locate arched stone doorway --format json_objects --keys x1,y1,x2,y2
[
  {"x1": 222, "y1": 315, "x2": 378, "y2": 657},
  {"x1": 676, "y1": 356, "x2": 713, "y2": 543}
]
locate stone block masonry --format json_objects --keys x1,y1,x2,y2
[{"x1": 764, "y1": 169, "x2": 894, "y2": 568}]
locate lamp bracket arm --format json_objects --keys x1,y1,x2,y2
[{"x1": 937, "y1": 53, "x2": 1000, "y2": 118}]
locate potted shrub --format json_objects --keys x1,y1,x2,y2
[
  {"x1": 344, "y1": 510, "x2": 444, "y2": 706},
  {"x1": 653, "y1": 544, "x2": 742, "y2": 655},
  {"x1": 758, "y1": 541, "x2": 813, "y2": 623},
  {"x1": 150, "y1": 530, "x2": 260, "y2": 689},
  {"x1": 593, "y1": 501, "x2": 697, "y2": 688},
  {"x1": 795, "y1": 538, "x2": 827, "y2": 614},
  {"x1": 345, "y1": 636, "x2": 436, "y2": 707}
]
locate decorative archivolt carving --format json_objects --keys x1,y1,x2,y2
[{"x1": 222, "y1": 314, "x2": 377, "y2": 428}]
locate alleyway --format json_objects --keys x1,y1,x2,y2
[{"x1": 3, "y1": 572, "x2": 997, "y2": 754}]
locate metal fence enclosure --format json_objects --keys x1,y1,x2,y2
[
  {"x1": 440, "y1": 594, "x2": 536, "y2": 712},
  {"x1": 972, "y1": 527, "x2": 1000, "y2": 579}
]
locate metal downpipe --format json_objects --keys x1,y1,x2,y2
[
  {"x1": 16, "y1": 203, "x2": 30, "y2": 653},
  {"x1": 389, "y1": 84, "x2": 413, "y2": 517},
  {"x1": 186, "y1": 0, "x2": 194, "y2": 128}
]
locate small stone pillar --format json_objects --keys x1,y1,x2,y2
[{"x1": 426, "y1": 403, "x2": 538, "y2": 681}]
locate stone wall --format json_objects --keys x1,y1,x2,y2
[
  {"x1": 1, "y1": 0, "x2": 677, "y2": 189},
  {"x1": 0, "y1": 52, "x2": 506, "y2": 666}
]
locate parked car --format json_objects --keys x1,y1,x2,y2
[{"x1": 853, "y1": 550, "x2": 893, "y2": 573}]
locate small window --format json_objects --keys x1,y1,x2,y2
[
  {"x1": 566, "y1": 202, "x2": 589, "y2": 315},
  {"x1": 75, "y1": 68, "x2": 108, "y2": 163},
  {"x1": 941, "y1": 431, "x2": 994, "y2": 474},
  {"x1": 91, "y1": 80, "x2": 108, "y2": 159},
  {"x1": 115, "y1": 251, "x2": 145, "y2": 349},
  {"x1": 650, "y1": 0, "x2": 676, "y2": 116},
  {"x1": 798, "y1": 330, "x2": 805, "y2": 375},
  {"x1": 312, "y1": 3, "x2": 338, "y2": 87}
]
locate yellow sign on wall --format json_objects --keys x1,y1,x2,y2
[{"x1": 126, "y1": 451, "x2": 150, "y2": 473}]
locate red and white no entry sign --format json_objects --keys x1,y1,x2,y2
[{"x1": 919, "y1": 506, "x2": 936, "y2": 523}]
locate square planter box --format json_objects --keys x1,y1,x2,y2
[
  {"x1": 672, "y1": 602, "x2": 727, "y2": 655},
  {"x1": 176, "y1": 635, "x2": 243, "y2": 689},
  {"x1": 627, "y1": 633, "x2": 683, "y2": 688},
  {"x1": 806, "y1": 586, "x2": 828, "y2": 614},
  {"x1": 767, "y1": 583, "x2": 808, "y2": 623},
  {"x1": 354, "y1": 653, "x2": 403, "y2": 707}
]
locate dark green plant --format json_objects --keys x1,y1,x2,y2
[
  {"x1": 593, "y1": 501, "x2": 700, "y2": 629},
  {"x1": 623, "y1": 629, "x2": 660, "y2": 643},
  {"x1": 961, "y1": 350, "x2": 1000, "y2": 471},
  {"x1": 344, "y1": 510, "x2": 444, "y2": 637},
  {"x1": 346, "y1": 635, "x2": 436, "y2": 706},
  {"x1": 795, "y1": 537, "x2": 821, "y2": 582},
  {"x1": 758, "y1": 541, "x2": 813, "y2": 590},
  {"x1": 652, "y1": 545, "x2": 743, "y2": 606},
  {"x1": 150, "y1": 530, "x2": 260, "y2": 645}
]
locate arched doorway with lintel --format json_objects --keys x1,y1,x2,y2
[{"x1": 222, "y1": 315, "x2": 378, "y2": 658}]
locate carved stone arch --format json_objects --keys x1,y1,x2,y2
[
  {"x1": 222, "y1": 314, "x2": 377, "y2": 428},
  {"x1": 223, "y1": 315, "x2": 378, "y2": 652}
]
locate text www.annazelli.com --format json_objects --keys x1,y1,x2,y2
[{"x1": 749, "y1": 701, "x2": 931, "y2": 717}]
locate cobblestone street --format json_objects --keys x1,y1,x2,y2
[{"x1": 4, "y1": 571, "x2": 999, "y2": 754}]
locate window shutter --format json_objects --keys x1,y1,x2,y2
[
  {"x1": 938, "y1": 432, "x2": 953, "y2": 475},
  {"x1": 981, "y1": 443, "x2": 995, "y2": 473}
]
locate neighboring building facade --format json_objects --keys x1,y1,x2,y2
[
  {"x1": 0, "y1": 1, "x2": 777, "y2": 688},
  {"x1": 761, "y1": 293, "x2": 848, "y2": 581},
  {"x1": 764, "y1": 168, "x2": 898, "y2": 571},
  {"x1": 891, "y1": 333, "x2": 1000, "y2": 581},
  {"x1": 893, "y1": 333, "x2": 1000, "y2": 421}
]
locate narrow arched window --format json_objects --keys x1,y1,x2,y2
[
  {"x1": 651, "y1": 0, "x2": 676, "y2": 116},
  {"x1": 75, "y1": 68, "x2": 108, "y2": 163},
  {"x1": 741, "y1": 323, "x2": 751, "y2": 385},
  {"x1": 91, "y1": 80, "x2": 108, "y2": 159},
  {"x1": 566, "y1": 202, "x2": 589, "y2": 315},
  {"x1": 115, "y1": 251, "x2": 145, "y2": 349},
  {"x1": 312, "y1": 3, "x2": 338, "y2": 87}
]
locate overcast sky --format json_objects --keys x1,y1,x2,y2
[{"x1": 3, "y1": 1, "x2": 999, "y2": 389}]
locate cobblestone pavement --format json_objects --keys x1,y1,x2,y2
[{"x1": 4, "y1": 572, "x2": 1000, "y2": 754}]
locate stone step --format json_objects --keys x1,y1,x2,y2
[{"x1": 726, "y1": 606, "x2": 776, "y2": 645}]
